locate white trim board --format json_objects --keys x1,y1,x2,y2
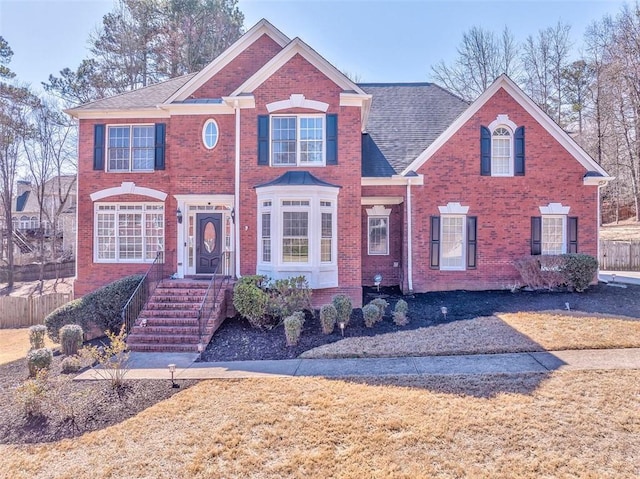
[{"x1": 90, "y1": 182, "x2": 167, "y2": 201}]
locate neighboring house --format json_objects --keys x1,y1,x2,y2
[{"x1": 66, "y1": 19, "x2": 611, "y2": 307}]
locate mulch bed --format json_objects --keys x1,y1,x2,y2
[{"x1": 202, "y1": 282, "x2": 640, "y2": 362}]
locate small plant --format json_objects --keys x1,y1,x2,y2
[
  {"x1": 265, "y1": 276, "x2": 312, "y2": 321},
  {"x1": 362, "y1": 303, "x2": 382, "y2": 328},
  {"x1": 61, "y1": 355, "x2": 83, "y2": 374},
  {"x1": 561, "y1": 254, "x2": 598, "y2": 292},
  {"x1": 284, "y1": 311, "x2": 305, "y2": 346},
  {"x1": 319, "y1": 304, "x2": 338, "y2": 334},
  {"x1": 392, "y1": 299, "x2": 409, "y2": 326},
  {"x1": 332, "y1": 294, "x2": 353, "y2": 326},
  {"x1": 60, "y1": 324, "x2": 84, "y2": 356},
  {"x1": 370, "y1": 298, "x2": 389, "y2": 317},
  {"x1": 233, "y1": 275, "x2": 270, "y2": 329},
  {"x1": 27, "y1": 348, "x2": 53, "y2": 377},
  {"x1": 85, "y1": 325, "x2": 130, "y2": 389},
  {"x1": 14, "y1": 369, "x2": 49, "y2": 416},
  {"x1": 29, "y1": 325, "x2": 47, "y2": 350}
]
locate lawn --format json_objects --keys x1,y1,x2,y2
[
  {"x1": 0, "y1": 371, "x2": 638, "y2": 478},
  {"x1": 0, "y1": 328, "x2": 57, "y2": 365}
]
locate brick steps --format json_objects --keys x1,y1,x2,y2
[{"x1": 126, "y1": 278, "x2": 233, "y2": 353}]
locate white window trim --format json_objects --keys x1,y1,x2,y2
[
  {"x1": 270, "y1": 114, "x2": 326, "y2": 167},
  {"x1": 202, "y1": 119, "x2": 219, "y2": 150},
  {"x1": 366, "y1": 205, "x2": 391, "y2": 256},
  {"x1": 487, "y1": 114, "x2": 518, "y2": 178},
  {"x1": 541, "y1": 215, "x2": 567, "y2": 255},
  {"x1": 93, "y1": 202, "x2": 164, "y2": 264},
  {"x1": 106, "y1": 124, "x2": 155, "y2": 173},
  {"x1": 440, "y1": 214, "x2": 467, "y2": 271}
]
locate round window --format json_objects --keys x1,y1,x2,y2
[{"x1": 202, "y1": 119, "x2": 219, "y2": 149}]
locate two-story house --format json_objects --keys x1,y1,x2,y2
[{"x1": 67, "y1": 19, "x2": 611, "y2": 309}]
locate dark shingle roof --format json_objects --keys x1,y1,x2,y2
[
  {"x1": 15, "y1": 191, "x2": 29, "y2": 212},
  {"x1": 69, "y1": 73, "x2": 197, "y2": 111},
  {"x1": 255, "y1": 171, "x2": 340, "y2": 189},
  {"x1": 359, "y1": 83, "x2": 469, "y2": 176}
]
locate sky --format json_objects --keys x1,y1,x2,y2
[{"x1": 0, "y1": 0, "x2": 629, "y2": 92}]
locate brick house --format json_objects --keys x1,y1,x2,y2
[{"x1": 67, "y1": 19, "x2": 611, "y2": 308}]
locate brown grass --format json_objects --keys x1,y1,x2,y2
[
  {"x1": 301, "y1": 311, "x2": 640, "y2": 359},
  {"x1": 600, "y1": 220, "x2": 640, "y2": 241},
  {"x1": 0, "y1": 371, "x2": 638, "y2": 478},
  {"x1": 0, "y1": 328, "x2": 57, "y2": 365}
]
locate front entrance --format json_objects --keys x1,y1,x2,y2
[{"x1": 196, "y1": 213, "x2": 222, "y2": 274}]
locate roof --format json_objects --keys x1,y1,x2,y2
[
  {"x1": 15, "y1": 191, "x2": 29, "y2": 212},
  {"x1": 254, "y1": 171, "x2": 340, "y2": 189},
  {"x1": 359, "y1": 83, "x2": 468, "y2": 176}
]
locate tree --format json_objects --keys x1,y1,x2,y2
[
  {"x1": 44, "y1": 0, "x2": 244, "y2": 105},
  {"x1": 431, "y1": 26, "x2": 520, "y2": 102},
  {"x1": 562, "y1": 60, "x2": 595, "y2": 133}
]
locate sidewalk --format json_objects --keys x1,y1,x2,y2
[
  {"x1": 599, "y1": 270, "x2": 640, "y2": 286},
  {"x1": 75, "y1": 348, "x2": 640, "y2": 381}
]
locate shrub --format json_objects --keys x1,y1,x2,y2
[
  {"x1": 561, "y1": 254, "x2": 598, "y2": 292},
  {"x1": 319, "y1": 304, "x2": 337, "y2": 334},
  {"x1": 265, "y1": 276, "x2": 312, "y2": 322},
  {"x1": 284, "y1": 311, "x2": 305, "y2": 346},
  {"x1": 45, "y1": 274, "x2": 143, "y2": 342},
  {"x1": 332, "y1": 294, "x2": 353, "y2": 326},
  {"x1": 14, "y1": 370, "x2": 48, "y2": 416},
  {"x1": 85, "y1": 326, "x2": 130, "y2": 389},
  {"x1": 27, "y1": 348, "x2": 53, "y2": 377},
  {"x1": 60, "y1": 324, "x2": 84, "y2": 356},
  {"x1": 392, "y1": 299, "x2": 409, "y2": 326},
  {"x1": 362, "y1": 303, "x2": 382, "y2": 328},
  {"x1": 233, "y1": 275, "x2": 270, "y2": 329},
  {"x1": 61, "y1": 355, "x2": 83, "y2": 374},
  {"x1": 370, "y1": 298, "x2": 389, "y2": 318},
  {"x1": 29, "y1": 325, "x2": 47, "y2": 350},
  {"x1": 514, "y1": 256, "x2": 565, "y2": 290}
]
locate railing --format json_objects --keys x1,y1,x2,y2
[
  {"x1": 121, "y1": 251, "x2": 165, "y2": 335},
  {"x1": 197, "y1": 251, "x2": 232, "y2": 346}
]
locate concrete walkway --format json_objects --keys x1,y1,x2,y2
[
  {"x1": 75, "y1": 348, "x2": 640, "y2": 381},
  {"x1": 599, "y1": 270, "x2": 640, "y2": 286}
]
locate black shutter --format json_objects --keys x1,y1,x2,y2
[
  {"x1": 154, "y1": 123, "x2": 166, "y2": 170},
  {"x1": 514, "y1": 126, "x2": 525, "y2": 176},
  {"x1": 430, "y1": 216, "x2": 440, "y2": 269},
  {"x1": 257, "y1": 115, "x2": 269, "y2": 165},
  {"x1": 326, "y1": 114, "x2": 338, "y2": 165},
  {"x1": 568, "y1": 216, "x2": 578, "y2": 253},
  {"x1": 467, "y1": 216, "x2": 477, "y2": 268},
  {"x1": 93, "y1": 124, "x2": 105, "y2": 171},
  {"x1": 480, "y1": 126, "x2": 491, "y2": 176},
  {"x1": 531, "y1": 216, "x2": 542, "y2": 255}
]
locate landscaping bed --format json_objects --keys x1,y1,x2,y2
[{"x1": 202, "y1": 282, "x2": 640, "y2": 361}]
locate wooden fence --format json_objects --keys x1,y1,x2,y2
[
  {"x1": 0, "y1": 293, "x2": 72, "y2": 329},
  {"x1": 0, "y1": 261, "x2": 75, "y2": 283},
  {"x1": 599, "y1": 240, "x2": 640, "y2": 272}
]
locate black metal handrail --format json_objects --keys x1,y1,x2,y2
[
  {"x1": 121, "y1": 251, "x2": 165, "y2": 335},
  {"x1": 197, "y1": 251, "x2": 231, "y2": 345}
]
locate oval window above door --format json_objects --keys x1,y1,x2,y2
[
  {"x1": 203, "y1": 221, "x2": 216, "y2": 253},
  {"x1": 202, "y1": 119, "x2": 219, "y2": 150}
]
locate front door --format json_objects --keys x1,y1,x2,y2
[{"x1": 196, "y1": 213, "x2": 222, "y2": 274}]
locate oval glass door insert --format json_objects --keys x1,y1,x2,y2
[{"x1": 203, "y1": 221, "x2": 216, "y2": 253}]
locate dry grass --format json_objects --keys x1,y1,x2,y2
[
  {"x1": 0, "y1": 371, "x2": 637, "y2": 478},
  {"x1": 0, "y1": 278, "x2": 73, "y2": 297},
  {"x1": 600, "y1": 219, "x2": 640, "y2": 241},
  {"x1": 301, "y1": 311, "x2": 640, "y2": 359},
  {"x1": 0, "y1": 328, "x2": 57, "y2": 365}
]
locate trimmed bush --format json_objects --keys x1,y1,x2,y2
[
  {"x1": 45, "y1": 274, "x2": 143, "y2": 342},
  {"x1": 284, "y1": 311, "x2": 305, "y2": 346},
  {"x1": 233, "y1": 275, "x2": 270, "y2": 329},
  {"x1": 60, "y1": 324, "x2": 84, "y2": 356},
  {"x1": 61, "y1": 355, "x2": 82, "y2": 374},
  {"x1": 29, "y1": 325, "x2": 47, "y2": 350},
  {"x1": 363, "y1": 303, "x2": 382, "y2": 328},
  {"x1": 561, "y1": 254, "x2": 598, "y2": 292},
  {"x1": 319, "y1": 304, "x2": 337, "y2": 334},
  {"x1": 27, "y1": 348, "x2": 53, "y2": 377},
  {"x1": 370, "y1": 298, "x2": 389, "y2": 317},
  {"x1": 392, "y1": 299, "x2": 409, "y2": 326},
  {"x1": 265, "y1": 276, "x2": 312, "y2": 321},
  {"x1": 332, "y1": 294, "x2": 353, "y2": 326}
]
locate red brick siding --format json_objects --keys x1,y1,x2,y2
[
  {"x1": 360, "y1": 204, "x2": 403, "y2": 287},
  {"x1": 410, "y1": 88, "x2": 598, "y2": 292}
]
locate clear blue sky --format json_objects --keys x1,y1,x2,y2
[{"x1": 0, "y1": 0, "x2": 628, "y2": 91}]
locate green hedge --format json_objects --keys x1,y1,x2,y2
[{"x1": 44, "y1": 275, "x2": 143, "y2": 342}]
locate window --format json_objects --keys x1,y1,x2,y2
[
  {"x1": 107, "y1": 125, "x2": 154, "y2": 172},
  {"x1": 202, "y1": 119, "x2": 219, "y2": 150},
  {"x1": 261, "y1": 213, "x2": 271, "y2": 262},
  {"x1": 430, "y1": 203, "x2": 477, "y2": 270},
  {"x1": 368, "y1": 217, "x2": 389, "y2": 255},
  {"x1": 321, "y1": 212, "x2": 332, "y2": 262},
  {"x1": 271, "y1": 115, "x2": 324, "y2": 166},
  {"x1": 94, "y1": 203, "x2": 164, "y2": 262},
  {"x1": 441, "y1": 216, "x2": 465, "y2": 270},
  {"x1": 491, "y1": 127, "x2": 512, "y2": 176},
  {"x1": 282, "y1": 210, "x2": 309, "y2": 263},
  {"x1": 542, "y1": 216, "x2": 566, "y2": 255}
]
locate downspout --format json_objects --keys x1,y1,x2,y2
[
  {"x1": 234, "y1": 101, "x2": 241, "y2": 278},
  {"x1": 406, "y1": 178, "x2": 413, "y2": 293}
]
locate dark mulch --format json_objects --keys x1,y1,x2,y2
[
  {"x1": 202, "y1": 282, "x2": 640, "y2": 362},
  {"x1": 0, "y1": 351, "x2": 195, "y2": 445}
]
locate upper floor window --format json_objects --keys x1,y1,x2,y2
[
  {"x1": 107, "y1": 125, "x2": 155, "y2": 172},
  {"x1": 480, "y1": 115, "x2": 524, "y2": 177},
  {"x1": 202, "y1": 119, "x2": 219, "y2": 150},
  {"x1": 272, "y1": 115, "x2": 324, "y2": 166},
  {"x1": 492, "y1": 127, "x2": 512, "y2": 176}
]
